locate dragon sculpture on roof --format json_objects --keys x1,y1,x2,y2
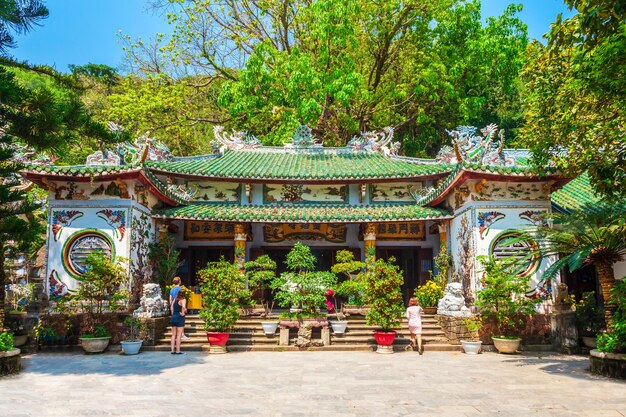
[
  {"x1": 347, "y1": 126, "x2": 399, "y2": 155},
  {"x1": 439, "y1": 124, "x2": 515, "y2": 167},
  {"x1": 213, "y1": 126, "x2": 262, "y2": 151}
]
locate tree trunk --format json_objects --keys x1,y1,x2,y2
[
  {"x1": 595, "y1": 261, "x2": 616, "y2": 332},
  {"x1": 0, "y1": 243, "x2": 5, "y2": 330}
]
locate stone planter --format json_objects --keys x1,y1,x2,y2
[
  {"x1": 120, "y1": 340, "x2": 143, "y2": 355},
  {"x1": 492, "y1": 337, "x2": 521, "y2": 354},
  {"x1": 330, "y1": 320, "x2": 348, "y2": 335},
  {"x1": 79, "y1": 337, "x2": 111, "y2": 354},
  {"x1": 590, "y1": 349, "x2": 626, "y2": 379},
  {"x1": 0, "y1": 349, "x2": 21, "y2": 376},
  {"x1": 261, "y1": 322, "x2": 279, "y2": 335},
  {"x1": 239, "y1": 305, "x2": 267, "y2": 317},
  {"x1": 461, "y1": 340, "x2": 482, "y2": 355},
  {"x1": 422, "y1": 306, "x2": 438, "y2": 315}
]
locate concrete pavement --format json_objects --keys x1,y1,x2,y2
[{"x1": 0, "y1": 351, "x2": 624, "y2": 417}]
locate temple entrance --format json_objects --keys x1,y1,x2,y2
[
  {"x1": 257, "y1": 247, "x2": 360, "y2": 275},
  {"x1": 179, "y1": 246, "x2": 234, "y2": 287}
]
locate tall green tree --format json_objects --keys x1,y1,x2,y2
[
  {"x1": 519, "y1": 207, "x2": 626, "y2": 331},
  {"x1": 521, "y1": 0, "x2": 626, "y2": 199},
  {"x1": 124, "y1": 0, "x2": 528, "y2": 153},
  {"x1": 0, "y1": 0, "x2": 48, "y2": 54}
]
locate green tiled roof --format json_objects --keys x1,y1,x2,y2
[
  {"x1": 142, "y1": 169, "x2": 189, "y2": 205},
  {"x1": 153, "y1": 203, "x2": 452, "y2": 222},
  {"x1": 551, "y1": 172, "x2": 604, "y2": 213},
  {"x1": 145, "y1": 150, "x2": 453, "y2": 181},
  {"x1": 461, "y1": 161, "x2": 556, "y2": 176},
  {"x1": 22, "y1": 163, "x2": 141, "y2": 177}
]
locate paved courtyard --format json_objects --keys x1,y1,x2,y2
[{"x1": 1, "y1": 351, "x2": 625, "y2": 417}]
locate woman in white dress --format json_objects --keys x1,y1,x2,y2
[{"x1": 406, "y1": 297, "x2": 424, "y2": 354}]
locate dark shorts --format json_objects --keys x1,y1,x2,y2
[{"x1": 170, "y1": 315, "x2": 185, "y2": 328}]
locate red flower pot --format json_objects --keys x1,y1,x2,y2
[
  {"x1": 206, "y1": 332, "x2": 230, "y2": 346},
  {"x1": 373, "y1": 331, "x2": 396, "y2": 346}
]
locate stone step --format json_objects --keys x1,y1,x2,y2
[{"x1": 144, "y1": 343, "x2": 461, "y2": 353}]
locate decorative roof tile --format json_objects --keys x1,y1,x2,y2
[
  {"x1": 145, "y1": 150, "x2": 454, "y2": 181},
  {"x1": 21, "y1": 163, "x2": 142, "y2": 177},
  {"x1": 153, "y1": 203, "x2": 452, "y2": 223},
  {"x1": 551, "y1": 172, "x2": 605, "y2": 213}
]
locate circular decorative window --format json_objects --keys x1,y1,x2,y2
[
  {"x1": 63, "y1": 231, "x2": 114, "y2": 276},
  {"x1": 490, "y1": 231, "x2": 539, "y2": 277}
]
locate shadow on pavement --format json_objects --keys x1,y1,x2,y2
[
  {"x1": 501, "y1": 352, "x2": 618, "y2": 382},
  {"x1": 20, "y1": 351, "x2": 206, "y2": 376}
]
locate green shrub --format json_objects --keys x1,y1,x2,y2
[
  {"x1": 414, "y1": 280, "x2": 444, "y2": 308},
  {"x1": 198, "y1": 257, "x2": 244, "y2": 332},
  {"x1": 332, "y1": 250, "x2": 366, "y2": 305},
  {"x1": 0, "y1": 332, "x2": 14, "y2": 351},
  {"x1": 244, "y1": 255, "x2": 277, "y2": 305},
  {"x1": 270, "y1": 243, "x2": 337, "y2": 317},
  {"x1": 574, "y1": 291, "x2": 604, "y2": 335},
  {"x1": 474, "y1": 256, "x2": 541, "y2": 338},
  {"x1": 363, "y1": 257, "x2": 404, "y2": 332}
]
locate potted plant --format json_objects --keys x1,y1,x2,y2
[
  {"x1": 574, "y1": 291, "x2": 605, "y2": 349},
  {"x1": 363, "y1": 257, "x2": 405, "y2": 354},
  {"x1": 332, "y1": 250, "x2": 366, "y2": 317},
  {"x1": 244, "y1": 255, "x2": 278, "y2": 330},
  {"x1": 5, "y1": 282, "x2": 32, "y2": 318},
  {"x1": 414, "y1": 280, "x2": 444, "y2": 314},
  {"x1": 0, "y1": 331, "x2": 20, "y2": 376},
  {"x1": 460, "y1": 315, "x2": 484, "y2": 354},
  {"x1": 474, "y1": 256, "x2": 541, "y2": 354},
  {"x1": 74, "y1": 251, "x2": 128, "y2": 354},
  {"x1": 198, "y1": 257, "x2": 245, "y2": 353},
  {"x1": 120, "y1": 316, "x2": 147, "y2": 355},
  {"x1": 270, "y1": 243, "x2": 337, "y2": 322},
  {"x1": 4, "y1": 315, "x2": 28, "y2": 347}
]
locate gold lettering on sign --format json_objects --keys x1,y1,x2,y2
[
  {"x1": 184, "y1": 221, "x2": 239, "y2": 240},
  {"x1": 361, "y1": 222, "x2": 425, "y2": 241},
  {"x1": 263, "y1": 223, "x2": 347, "y2": 243}
]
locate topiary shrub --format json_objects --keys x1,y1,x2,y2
[{"x1": 363, "y1": 257, "x2": 404, "y2": 332}]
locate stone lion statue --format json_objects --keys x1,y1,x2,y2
[
  {"x1": 133, "y1": 283, "x2": 167, "y2": 318},
  {"x1": 437, "y1": 282, "x2": 471, "y2": 317}
]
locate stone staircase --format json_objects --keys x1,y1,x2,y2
[{"x1": 148, "y1": 314, "x2": 461, "y2": 352}]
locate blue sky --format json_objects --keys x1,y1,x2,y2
[{"x1": 11, "y1": 0, "x2": 573, "y2": 73}]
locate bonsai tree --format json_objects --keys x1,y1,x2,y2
[
  {"x1": 198, "y1": 258, "x2": 245, "y2": 332},
  {"x1": 123, "y1": 316, "x2": 148, "y2": 342},
  {"x1": 461, "y1": 316, "x2": 484, "y2": 341},
  {"x1": 73, "y1": 251, "x2": 128, "y2": 338},
  {"x1": 332, "y1": 250, "x2": 366, "y2": 306},
  {"x1": 244, "y1": 255, "x2": 277, "y2": 308},
  {"x1": 574, "y1": 291, "x2": 605, "y2": 337},
  {"x1": 270, "y1": 242, "x2": 337, "y2": 317},
  {"x1": 363, "y1": 257, "x2": 404, "y2": 332},
  {"x1": 474, "y1": 256, "x2": 541, "y2": 339},
  {"x1": 5, "y1": 283, "x2": 33, "y2": 313},
  {"x1": 518, "y1": 206, "x2": 626, "y2": 330},
  {"x1": 597, "y1": 280, "x2": 626, "y2": 354},
  {"x1": 431, "y1": 246, "x2": 452, "y2": 289},
  {"x1": 414, "y1": 280, "x2": 444, "y2": 308}
]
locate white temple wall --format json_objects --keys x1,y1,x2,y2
[{"x1": 45, "y1": 179, "x2": 155, "y2": 298}]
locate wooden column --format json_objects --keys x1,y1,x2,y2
[
  {"x1": 234, "y1": 223, "x2": 247, "y2": 269},
  {"x1": 363, "y1": 223, "x2": 377, "y2": 260},
  {"x1": 437, "y1": 220, "x2": 449, "y2": 250}
]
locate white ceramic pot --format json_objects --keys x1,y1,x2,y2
[
  {"x1": 12, "y1": 335, "x2": 28, "y2": 347},
  {"x1": 330, "y1": 320, "x2": 348, "y2": 334},
  {"x1": 461, "y1": 340, "x2": 482, "y2": 355},
  {"x1": 79, "y1": 337, "x2": 110, "y2": 354},
  {"x1": 120, "y1": 340, "x2": 143, "y2": 355},
  {"x1": 581, "y1": 336, "x2": 597, "y2": 349},
  {"x1": 261, "y1": 322, "x2": 279, "y2": 335},
  {"x1": 492, "y1": 337, "x2": 521, "y2": 354}
]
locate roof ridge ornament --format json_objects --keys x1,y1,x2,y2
[
  {"x1": 213, "y1": 126, "x2": 262, "y2": 151},
  {"x1": 440, "y1": 124, "x2": 515, "y2": 166},
  {"x1": 86, "y1": 123, "x2": 173, "y2": 166},
  {"x1": 347, "y1": 126, "x2": 399, "y2": 155},
  {"x1": 284, "y1": 125, "x2": 323, "y2": 151}
]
